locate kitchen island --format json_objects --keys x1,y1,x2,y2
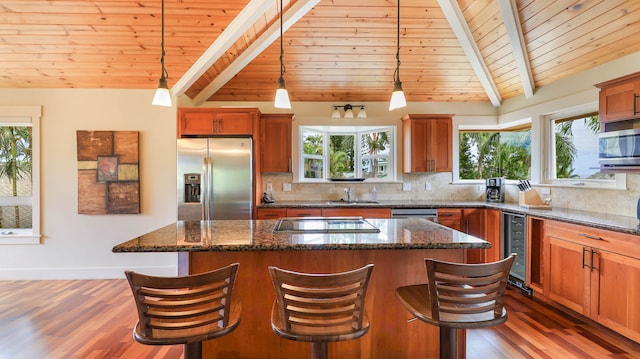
[{"x1": 113, "y1": 217, "x2": 489, "y2": 358}]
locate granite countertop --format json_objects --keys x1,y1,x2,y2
[
  {"x1": 258, "y1": 200, "x2": 640, "y2": 236},
  {"x1": 112, "y1": 217, "x2": 489, "y2": 253}
]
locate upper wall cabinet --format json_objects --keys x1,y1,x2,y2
[
  {"x1": 595, "y1": 72, "x2": 640, "y2": 123},
  {"x1": 260, "y1": 113, "x2": 293, "y2": 173},
  {"x1": 401, "y1": 114, "x2": 453, "y2": 173},
  {"x1": 177, "y1": 108, "x2": 259, "y2": 137}
]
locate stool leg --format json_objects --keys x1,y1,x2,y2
[
  {"x1": 184, "y1": 342, "x2": 202, "y2": 359},
  {"x1": 439, "y1": 326, "x2": 457, "y2": 359},
  {"x1": 311, "y1": 341, "x2": 328, "y2": 359}
]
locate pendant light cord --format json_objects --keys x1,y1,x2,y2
[
  {"x1": 279, "y1": 0, "x2": 286, "y2": 78},
  {"x1": 160, "y1": 0, "x2": 168, "y2": 80},
  {"x1": 394, "y1": 0, "x2": 400, "y2": 83}
]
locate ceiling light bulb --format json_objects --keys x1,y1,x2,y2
[
  {"x1": 274, "y1": 77, "x2": 291, "y2": 109},
  {"x1": 152, "y1": 77, "x2": 172, "y2": 107},
  {"x1": 389, "y1": 81, "x2": 407, "y2": 111},
  {"x1": 357, "y1": 106, "x2": 367, "y2": 118}
]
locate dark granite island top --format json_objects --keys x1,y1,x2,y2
[{"x1": 112, "y1": 217, "x2": 490, "y2": 253}]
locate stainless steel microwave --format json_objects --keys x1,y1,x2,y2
[{"x1": 598, "y1": 128, "x2": 640, "y2": 167}]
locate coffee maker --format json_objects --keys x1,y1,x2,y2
[{"x1": 486, "y1": 177, "x2": 505, "y2": 202}]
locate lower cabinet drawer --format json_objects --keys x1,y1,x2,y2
[{"x1": 286, "y1": 208, "x2": 322, "y2": 217}]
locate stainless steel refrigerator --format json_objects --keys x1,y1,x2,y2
[{"x1": 177, "y1": 137, "x2": 253, "y2": 220}]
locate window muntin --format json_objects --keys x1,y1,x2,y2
[
  {"x1": 549, "y1": 114, "x2": 614, "y2": 181},
  {"x1": 459, "y1": 128, "x2": 531, "y2": 180},
  {"x1": 299, "y1": 126, "x2": 394, "y2": 182}
]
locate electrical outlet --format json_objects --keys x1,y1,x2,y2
[
  {"x1": 476, "y1": 184, "x2": 486, "y2": 192},
  {"x1": 283, "y1": 183, "x2": 291, "y2": 192},
  {"x1": 402, "y1": 183, "x2": 411, "y2": 191},
  {"x1": 425, "y1": 182, "x2": 432, "y2": 191},
  {"x1": 266, "y1": 183, "x2": 273, "y2": 192},
  {"x1": 541, "y1": 187, "x2": 551, "y2": 195}
]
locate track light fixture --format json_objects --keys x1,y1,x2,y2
[
  {"x1": 330, "y1": 104, "x2": 367, "y2": 119},
  {"x1": 274, "y1": 0, "x2": 291, "y2": 109},
  {"x1": 389, "y1": 0, "x2": 407, "y2": 111},
  {"x1": 152, "y1": 0, "x2": 172, "y2": 107}
]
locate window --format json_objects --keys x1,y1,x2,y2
[
  {"x1": 299, "y1": 126, "x2": 394, "y2": 182},
  {"x1": 458, "y1": 127, "x2": 531, "y2": 180},
  {"x1": 0, "y1": 106, "x2": 40, "y2": 244},
  {"x1": 549, "y1": 113, "x2": 614, "y2": 182}
]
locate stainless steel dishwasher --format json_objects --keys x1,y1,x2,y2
[{"x1": 390, "y1": 208, "x2": 438, "y2": 222}]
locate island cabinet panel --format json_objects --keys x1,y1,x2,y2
[
  {"x1": 544, "y1": 220, "x2": 640, "y2": 342},
  {"x1": 186, "y1": 248, "x2": 465, "y2": 359},
  {"x1": 595, "y1": 72, "x2": 640, "y2": 123},
  {"x1": 260, "y1": 113, "x2": 293, "y2": 173},
  {"x1": 402, "y1": 114, "x2": 453, "y2": 173},
  {"x1": 438, "y1": 208, "x2": 501, "y2": 264},
  {"x1": 177, "y1": 108, "x2": 258, "y2": 137}
]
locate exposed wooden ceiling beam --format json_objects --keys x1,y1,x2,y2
[
  {"x1": 191, "y1": 0, "x2": 321, "y2": 105},
  {"x1": 499, "y1": 0, "x2": 535, "y2": 99},
  {"x1": 437, "y1": 0, "x2": 502, "y2": 107},
  {"x1": 171, "y1": 0, "x2": 272, "y2": 97}
]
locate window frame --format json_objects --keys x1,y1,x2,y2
[
  {"x1": 0, "y1": 106, "x2": 41, "y2": 244},
  {"x1": 298, "y1": 125, "x2": 396, "y2": 183},
  {"x1": 544, "y1": 107, "x2": 625, "y2": 189},
  {"x1": 455, "y1": 120, "x2": 532, "y2": 183}
]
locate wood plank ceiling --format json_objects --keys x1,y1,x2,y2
[{"x1": 1, "y1": 0, "x2": 640, "y2": 107}]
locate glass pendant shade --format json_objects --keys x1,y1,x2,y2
[
  {"x1": 331, "y1": 107, "x2": 341, "y2": 118},
  {"x1": 357, "y1": 106, "x2": 367, "y2": 118},
  {"x1": 389, "y1": 81, "x2": 407, "y2": 111},
  {"x1": 344, "y1": 105, "x2": 354, "y2": 118},
  {"x1": 152, "y1": 77, "x2": 172, "y2": 107},
  {"x1": 274, "y1": 77, "x2": 291, "y2": 109}
]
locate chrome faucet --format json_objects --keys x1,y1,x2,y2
[{"x1": 344, "y1": 186, "x2": 353, "y2": 202}]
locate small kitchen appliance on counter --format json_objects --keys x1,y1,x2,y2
[{"x1": 485, "y1": 177, "x2": 505, "y2": 202}]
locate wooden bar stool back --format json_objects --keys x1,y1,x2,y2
[
  {"x1": 395, "y1": 254, "x2": 516, "y2": 359},
  {"x1": 125, "y1": 263, "x2": 241, "y2": 359},
  {"x1": 268, "y1": 264, "x2": 374, "y2": 359}
]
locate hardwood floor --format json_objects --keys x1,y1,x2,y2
[{"x1": 1, "y1": 280, "x2": 638, "y2": 359}]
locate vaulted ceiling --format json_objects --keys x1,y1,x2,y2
[{"x1": 2, "y1": 0, "x2": 640, "y2": 107}]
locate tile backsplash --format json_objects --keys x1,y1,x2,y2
[{"x1": 261, "y1": 173, "x2": 640, "y2": 218}]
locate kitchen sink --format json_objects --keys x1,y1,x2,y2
[{"x1": 325, "y1": 200, "x2": 379, "y2": 205}]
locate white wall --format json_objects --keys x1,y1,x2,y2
[{"x1": 0, "y1": 89, "x2": 178, "y2": 280}]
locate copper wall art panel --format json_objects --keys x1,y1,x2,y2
[{"x1": 77, "y1": 131, "x2": 140, "y2": 214}]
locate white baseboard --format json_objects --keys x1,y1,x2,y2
[{"x1": 0, "y1": 265, "x2": 178, "y2": 280}]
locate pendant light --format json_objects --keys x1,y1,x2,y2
[
  {"x1": 152, "y1": 0, "x2": 172, "y2": 107},
  {"x1": 389, "y1": 0, "x2": 407, "y2": 111},
  {"x1": 274, "y1": 0, "x2": 292, "y2": 109}
]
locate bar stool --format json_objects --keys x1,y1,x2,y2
[
  {"x1": 395, "y1": 254, "x2": 515, "y2": 359},
  {"x1": 125, "y1": 263, "x2": 241, "y2": 359},
  {"x1": 268, "y1": 264, "x2": 374, "y2": 359}
]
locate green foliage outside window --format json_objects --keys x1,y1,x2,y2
[
  {"x1": 459, "y1": 130, "x2": 531, "y2": 180},
  {"x1": 0, "y1": 126, "x2": 32, "y2": 228}
]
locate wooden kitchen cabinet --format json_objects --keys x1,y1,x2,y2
[
  {"x1": 437, "y1": 208, "x2": 462, "y2": 231},
  {"x1": 286, "y1": 208, "x2": 321, "y2": 217},
  {"x1": 321, "y1": 207, "x2": 391, "y2": 218},
  {"x1": 526, "y1": 216, "x2": 545, "y2": 293},
  {"x1": 177, "y1": 108, "x2": 258, "y2": 137},
  {"x1": 255, "y1": 208, "x2": 287, "y2": 220},
  {"x1": 401, "y1": 114, "x2": 453, "y2": 173},
  {"x1": 595, "y1": 72, "x2": 640, "y2": 123},
  {"x1": 260, "y1": 113, "x2": 293, "y2": 173},
  {"x1": 544, "y1": 220, "x2": 640, "y2": 342}
]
